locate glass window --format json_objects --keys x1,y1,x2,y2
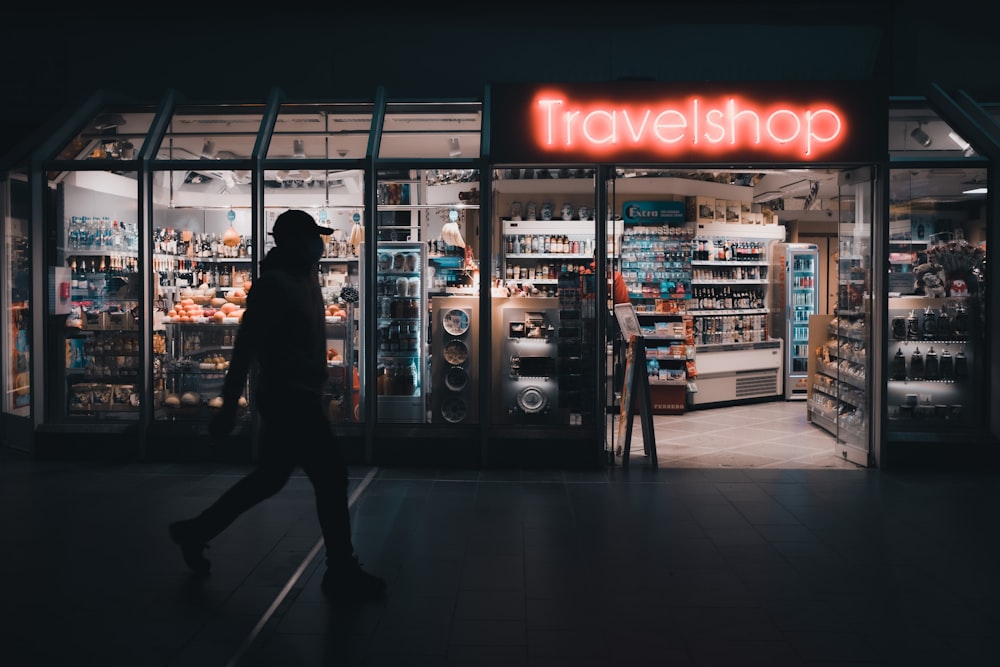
[
  {"x1": 886, "y1": 99, "x2": 989, "y2": 445},
  {"x1": 267, "y1": 102, "x2": 373, "y2": 160},
  {"x1": 889, "y1": 105, "x2": 983, "y2": 158},
  {"x1": 378, "y1": 102, "x2": 481, "y2": 159},
  {"x1": 2, "y1": 174, "x2": 31, "y2": 417},
  {"x1": 151, "y1": 105, "x2": 264, "y2": 427},
  {"x1": 50, "y1": 108, "x2": 157, "y2": 164}
]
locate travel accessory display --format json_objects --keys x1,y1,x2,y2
[
  {"x1": 440, "y1": 395, "x2": 468, "y2": 423},
  {"x1": 444, "y1": 366, "x2": 468, "y2": 391},
  {"x1": 442, "y1": 339, "x2": 469, "y2": 365},
  {"x1": 442, "y1": 308, "x2": 470, "y2": 336}
]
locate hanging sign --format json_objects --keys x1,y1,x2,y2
[{"x1": 490, "y1": 80, "x2": 885, "y2": 164}]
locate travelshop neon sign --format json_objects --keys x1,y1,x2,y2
[{"x1": 532, "y1": 90, "x2": 845, "y2": 158}]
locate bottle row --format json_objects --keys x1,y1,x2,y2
[
  {"x1": 691, "y1": 265, "x2": 767, "y2": 281},
  {"x1": 691, "y1": 239, "x2": 766, "y2": 262},
  {"x1": 890, "y1": 305, "x2": 971, "y2": 340},
  {"x1": 691, "y1": 314, "x2": 769, "y2": 345},
  {"x1": 153, "y1": 258, "x2": 251, "y2": 290},
  {"x1": 690, "y1": 285, "x2": 766, "y2": 310},
  {"x1": 67, "y1": 216, "x2": 138, "y2": 251},
  {"x1": 504, "y1": 234, "x2": 594, "y2": 255},
  {"x1": 890, "y1": 345, "x2": 968, "y2": 381}
]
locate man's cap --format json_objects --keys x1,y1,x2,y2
[{"x1": 269, "y1": 209, "x2": 333, "y2": 242}]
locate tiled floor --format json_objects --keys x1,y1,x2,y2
[
  {"x1": 612, "y1": 399, "x2": 862, "y2": 470},
  {"x1": 3, "y1": 404, "x2": 999, "y2": 666}
]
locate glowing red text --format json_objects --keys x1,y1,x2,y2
[{"x1": 534, "y1": 93, "x2": 845, "y2": 158}]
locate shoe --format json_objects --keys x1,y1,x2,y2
[
  {"x1": 168, "y1": 519, "x2": 211, "y2": 575},
  {"x1": 321, "y1": 557, "x2": 386, "y2": 603}
]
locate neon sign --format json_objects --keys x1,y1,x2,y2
[{"x1": 531, "y1": 90, "x2": 846, "y2": 159}]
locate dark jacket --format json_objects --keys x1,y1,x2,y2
[{"x1": 220, "y1": 246, "x2": 327, "y2": 406}]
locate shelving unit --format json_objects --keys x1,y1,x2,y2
[
  {"x1": 807, "y1": 243, "x2": 871, "y2": 465},
  {"x1": 64, "y1": 238, "x2": 144, "y2": 418},
  {"x1": 886, "y1": 296, "x2": 977, "y2": 427},
  {"x1": 638, "y1": 313, "x2": 692, "y2": 415},
  {"x1": 685, "y1": 224, "x2": 785, "y2": 407}
]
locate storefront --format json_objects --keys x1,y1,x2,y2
[{"x1": 1, "y1": 81, "x2": 996, "y2": 469}]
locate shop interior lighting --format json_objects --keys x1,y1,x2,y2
[
  {"x1": 910, "y1": 125, "x2": 932, "y2": 148},
  {"x1": 448, "y1": 137, "x2": 462, "y2": 157},
  {"x1": 948, "y1": 131, "x2": 977, "y2": 157},
  {"x1": 200, "y1": 140, "x2": 217, "y2": 159},
  {"x1": 962, "y1": 178, "x2": 988, "y2": 195},
  {"x1": 293, "y1": 139, "x2": 307, "y2": 158}
]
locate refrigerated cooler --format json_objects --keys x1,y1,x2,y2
[
  {"x1": 770, "y1": 242, "x2": 819, "y2": 399},
  {"x1": 374, "y1": 241, "x2": 427, "y2": 422}
]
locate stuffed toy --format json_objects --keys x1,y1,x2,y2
[{"x1": 914, "y1": 263, "x2": 947, "y2": 298}]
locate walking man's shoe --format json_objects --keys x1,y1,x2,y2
[
  {"x1": 168, "y1": 520, "x2": 211, "y2": 575},
  {"x1": 321, "y1": 557, "x2": 386, "y2": 603}
]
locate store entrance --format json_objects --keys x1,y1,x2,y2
[{"x1": 602, "y1": 166, "x2": 867, "y2": 469}]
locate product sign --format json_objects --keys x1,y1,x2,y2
[
  {"x1": 621, "y1": 200, "x2": 685, "y2": 225},
  {"x1": 490, "y1": 81, "x2": 886, "y2": 164}
]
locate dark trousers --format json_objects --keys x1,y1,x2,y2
[{"x1": 192, "y1": 389, "x2": 354, "y2": 568}]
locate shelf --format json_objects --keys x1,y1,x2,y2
[
  {"x1": 154, "y1": 253, "x2": 251, "y2": 263},
  {"x1": 691, "y1": 260, "x2": 767, "y2": 267},
  {"x1": 506, "y1": 253, "x2": 591, "y2": 260},
  {"x1": 688, "y1": 308, "x2": 769, "y2": 316}
]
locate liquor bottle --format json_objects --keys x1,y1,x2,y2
[
  {"x1": 954, "y1": 350, "x2": 967, "y2": 380},
  {"x1": 936, "y1": 305, "x2": 952, "y2": 339},
  {"x1": 906, "y1": 310, "x2": 920, "y2": 340},
  {"x1": 924, "y1": 346, "x2": 939, "y2": 380},
  {"x1": 939, "y1": 348, "x2": 954, "y2": 380},
  {"x1": 909, "y1": 346, "x2": 924, "y2": 380},
  {"x1": 921, "y1": 306, "x2": 936, "y2": 340},
  {"x1": 891, "y1": 348, "x2": 907, "y2": 381}
]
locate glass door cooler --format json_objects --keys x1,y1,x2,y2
[
  {"x1": 374, "y1": 241, "x2": 426, "y2": 422},
  {"x1": 770, "y1": 242, "x2": 819, "y2": 399}
]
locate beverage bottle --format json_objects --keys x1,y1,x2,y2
[
  {"x1": 909, "y1": 347, "x2": 924, "y2": 380},
  {"x1": 925, "y1": 346, "x2": 939, "y2": 380}
]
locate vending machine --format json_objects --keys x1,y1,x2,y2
[{"x1": 770, "y1": 243, "x2": 820, "y2": 399}]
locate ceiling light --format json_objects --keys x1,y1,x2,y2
[
  {"x1": 200, "y1": 140, "x2": 217, "y2": 159},
  {"x1": 948, "y1": 131, "x2": 977, "y2": 157},
  {"x1": 962, "y1": 187, "x2": 988, "y2": 195},
  {"x1": 910, "y1": 125, "x2": 932, "y2": 148},
  {"x1": 448, "y1": 137, "x2": 462, "y2": 157},
  {"x1": 93, "y1": 114, "x2": 126, "y2": 131}
]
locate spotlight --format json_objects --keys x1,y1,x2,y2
[
  {"x1": 200, "y1": 140, "x2": 217, "y2": 159},
  {"x1": 910, "y1": 126, "x2": 932, "y2": 148},
  {"x1": 448, "y1": 137, "x2": 462, "y2": 157},
  {"x1": 948, "y1": 131, "x2": 977, "y2": 157}
]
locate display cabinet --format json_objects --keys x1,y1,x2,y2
[
  {"x1": 60, "y1": 179, "x2": 143, "y2": 420},
  {"x1": 638, "y1": 313, "x2": 692, "y2": 415},
  {"x1": 429, "y1": 296, "x2": 479, "y2": 424},
  {"x1": 374, "y1": 241, "x2": 426, "y2": 422},
  {"x1": 501, "y1": 219, "x2": 595, "y2": 297},
  {"x1": 491, "y1": 170, "x2": 599, "y2": 429},
  {"x1": 807, "y1": 241, "x2": 871, "y2": 464},
  {"x1": 159, "y1": 321, "x2": 245, "y2": 418},
  {"x1": 687, "y1": 224, "x2": 785, "y2": 406},
  {"x1": 886, "y1": 296, "x2": 978, "y2": 426},
  {"x1": 619, "y1": 224, "x2": 693, "y2": 312}
]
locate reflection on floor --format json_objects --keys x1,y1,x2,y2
[{"x1": 609, "y1": 398, "x2": 864, "y2": 469}]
